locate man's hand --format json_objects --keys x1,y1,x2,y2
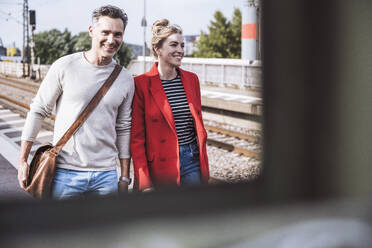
[
  {"x1": 118, "y1": 180, "x2": 129, "y2": 194},
  {"x1": 18, "y1": 140, "x2": 33, "y2": 190},
  {"x1": 18, "y1": 160, "x2": 29, "y2": 189}
]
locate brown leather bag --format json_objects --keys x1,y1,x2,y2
[{"x1": 25, "y1": 64, "x2": 123, "y2": 199}]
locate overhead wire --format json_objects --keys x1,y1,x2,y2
[
  {"x1": 0, "y1": 10, "x2": 22, "y2": 25},
  {"x1": 0, "y1": 0, "x2": 23, "y2": 25}
]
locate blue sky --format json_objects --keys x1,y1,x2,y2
[{"x1": 0, "y1": 0, "x2": 243, "y2": 48}]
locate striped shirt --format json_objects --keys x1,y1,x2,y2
[{"x1": 161, "y1": 73, "x2": 197, "y2": 145}]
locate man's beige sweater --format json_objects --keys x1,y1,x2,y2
[{"x1": 21, "y1": 52, "x2": 134, "y2": 171}]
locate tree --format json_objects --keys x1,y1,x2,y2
[
  {"x1": 229, "y1": 8, "x2": 242, "y2": 58},
  {"x1": 114, "y1": 44, "x2": 132, "y2": 67},
  {"x1": 193, "y1": 8, "x2": 242, "y2": 58},
  {"x1": 34, "y1": 28, "x2": 73, "y2": 64},
  {"x1": 70, "y1": 32, "x2": 91, "y2": 52}
]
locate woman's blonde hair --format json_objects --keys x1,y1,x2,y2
[{"x1": 151, "y1": 19, "x2": 183, "y2": 58}]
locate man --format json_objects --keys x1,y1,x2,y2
[{"x1": 17, "y1": 5, "x2": 134, "y2": 199}]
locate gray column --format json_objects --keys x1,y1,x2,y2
[{"x1": 242, "y1": 0, "x2": 258, "y2": 60}]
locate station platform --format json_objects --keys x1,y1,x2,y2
[
  {"x1": 0, "y1": 104, "x2": 134, "y2": 199},
  {"x1": 0, "y1": 106, "x2": 35, "y2": 200},
  {"x1": 200, "y1": 85, "x2": 262, "y2": 115}
]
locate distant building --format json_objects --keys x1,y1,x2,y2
[
  {"x1": 0, "y1": 38, "x2": 21, "y2": 62},
  {"x1": 0, "y1": 56, "x2": 22, "y2": 63},
  {"x1": 0, "y1": 46, "x2": 6, "y2": 56},
  {"x1": 184, "y1": 35, "x2": 199, "y2": 56},
  {"x1": 6, "y1": 47, "x2": 19, "y2": 56},
  {"x1": 0, "y1": 37, "x2": 6, "y2": 56}
]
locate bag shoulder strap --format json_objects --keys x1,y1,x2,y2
[{"x1": 53, "y1": 64, "x2": 122, "y2": 154}]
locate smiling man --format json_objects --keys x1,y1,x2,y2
[{"x1": 18, "y1": 5, "x2": 134, "y2": 199}]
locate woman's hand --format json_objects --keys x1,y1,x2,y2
[{"x1": 142, "y1": 187, "x2": 154, "y2": 193}]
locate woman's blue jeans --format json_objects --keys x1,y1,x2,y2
[
  {"x1": 179, "y1": 140, "x2": 201, "y2": 186},
  {"x1": 51, "y1": 168, "x2": 118, "y2": 200}
]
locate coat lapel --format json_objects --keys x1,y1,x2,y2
[
  {"x1": 179, "y1": 68, "x2": 197, "y2": 119},
  {"x1": 148, "y1": 63, "x2": 177, "y2": 135}
]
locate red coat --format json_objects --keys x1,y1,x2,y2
[{"x1": 130, "y1": 63, "x2": 209, "y2": 190}]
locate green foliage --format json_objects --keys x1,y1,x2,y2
[
  {"x1": 230, "y1": 8, "x2": 242, "y2": 58},
  {"x1": 70, "y1": 32, "x2": 91, "y2": 52},
  {"x1": 34, "y1": 28, "x2": 73, "y2": 64},
  {"x1": 193, "y1": 8, "x2": 242, "y2": 58},
  {"x1": 114, "y1": 44, "x2": 132, "y2": 67},
  {"x1": 33, "y1": 29, "x2": 132, "y2": 66}
]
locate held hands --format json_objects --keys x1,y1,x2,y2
[
  {"x1": 118, "y1": 180, "x2": 129, "y2": 193},
  {"x1": 117, "y1": 181, "x2": 155, "y2": 193},
  {"x1": 18, "y1": 160, "x2": 29, "y2": 189}
]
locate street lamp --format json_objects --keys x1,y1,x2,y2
[{"x1": 141, "y1": 0, "x2": 147, "y2": 73}]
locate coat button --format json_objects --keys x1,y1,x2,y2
[
  {"x1": 160, "y1": 157, "x2": 166, "y2": 162},
  {"x1": 160, "y1": 139, "x2": 166, "y2": 143},
  {"x1": 152, "y1": 118, "x2": 159, "y2": 122}
]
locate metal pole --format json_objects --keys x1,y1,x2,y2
[
  {"x1": 30, "y1": 28, "x2": 35, "y2": 79},
  {"x1": 37, "y1": 57, "x2": 41, "y2": 81},
  {"x1": 141, "y1": 0, "x2": 147, "y2": 73},
  {"x1": 22, "y1": 0, "x2": 27, "y2": 77},
  {"x1": 26, "y1": 1, "x2": 30, "y2": 77}
]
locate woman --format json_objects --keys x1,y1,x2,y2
[{"x1": 130, "y1": 19, "x2": 209, "y2": 191}]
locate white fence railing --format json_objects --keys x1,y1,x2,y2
[
  {"x1": 0, "y1": 62, "x2": 51, "y2": 80},
  {"x1": 1, "y1": 57, "x2": 262, "y2": 89},
  {"x1": 128, "y1": 56, "x2": 262, "y2": 89},
  {"x1": 0, "y1": 62, "x2": 24, "y2": 78}
]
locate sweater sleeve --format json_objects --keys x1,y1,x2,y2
[
  {"x1": 21, "y1": 62, "x2": 62, "y2": 142},
  {"x1": 115, "y1": 73, "x2": 135, "y2": 159}
]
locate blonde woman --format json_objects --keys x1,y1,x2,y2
[{"x1": 130, "y1": 19, "x2": 209, "y2": 191}]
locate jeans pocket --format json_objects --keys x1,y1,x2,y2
[
  {"x1": 190, "y1": 143, "x2": 200, "y2": 159},
  {"x1": 53, "y1": 168, "x2": 67, "y2": 182}
]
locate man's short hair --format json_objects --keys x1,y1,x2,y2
[{"x1": 92, "y1": 5, "x2": 128, "y2": 30}]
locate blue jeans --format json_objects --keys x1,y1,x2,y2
[
  {"x1": 179, "y1": 140, "x2": 201, "y2": 186},
  {"x1": 51, "y1": 168, "x2": 118, "y2": 200}
]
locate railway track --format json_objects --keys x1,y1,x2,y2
[
  {"x1": 0, "y1": 76, "x2": 39, "y2": 94},
  {"x1": 0, "y1": 75, "x2": 262, "y2": 184},
  {"x1": 205, "y1": 125, "x2": 260, "y2": 159}
]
